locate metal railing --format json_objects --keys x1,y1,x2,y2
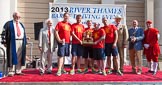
[
  {"x1": 27, "y1": 42, "x2": 33, "y2": 61},
  {"x1": 0, "y1": 46, "x2": 7, "y2": 77}
]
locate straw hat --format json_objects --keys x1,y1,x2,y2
[{"x1": 114, "y1": 15, "x2": 123, "y2": 19}]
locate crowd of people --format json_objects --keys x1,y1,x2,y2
[{"x1": 2, "y1": 12, "x2": 161, "y2": 77}]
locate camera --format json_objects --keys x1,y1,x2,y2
[{"x1": 1, "y1": 29, "x2": 6, "y2": 44}]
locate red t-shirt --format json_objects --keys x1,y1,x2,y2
[
  {"x1": 55, "y1": 21, "x2": 71, "y2": 43},
  {"x1": 92, "y1": 28, "x2": 105, "y2": 48},
  {"x1": 103, "y1": 24, "x2": 117, "y2": 43},
  {"x1": 71, "y1": 23, "x2": 85, "y2": 44}
]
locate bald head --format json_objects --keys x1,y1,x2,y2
[
  {"x1": 13, "y1": 12, "x2": 21, "y2": 22},
  {"x1": 102, "y1": 17, "x2": 108, "y2": 26},
  {"x1": 132, "y1": 20, "x2": 138, "y2": 27},
  {"x1": 94, "y1": 22, "x2": 100, "y2": 30}
]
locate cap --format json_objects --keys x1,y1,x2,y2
[{"x1": 146, "y1": 20, "x2": 152, "y2": 24}]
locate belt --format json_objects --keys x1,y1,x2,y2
[{"x1": 15, "y1": 39, "x2": 23, "y2": 40}]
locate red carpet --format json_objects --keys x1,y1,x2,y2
[{"x1": 0, "y1": 66, "x2": 162, "y2": 82}]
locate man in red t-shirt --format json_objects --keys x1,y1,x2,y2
[
  {"x1": 70, "y1": 14, "x2": 84, "y2": 75},
  {"x1": 102, "y1": 17, "x2": 123, "y2": 76},
  {"x1": 143, "y1": 20, "x2": 161, "y2": 75},
  {"x1": 92, "y1": 22, "x2": 106, "y2": 76},
  {"x1": 82, "y1": 20, "x2": 95, "y2": 73},
  {"x1": 55, "y1": 12, "x2": 71, "y2": 76}
]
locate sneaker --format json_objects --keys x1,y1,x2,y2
[
  {"x1": 116, "y1": 70, "x2": 123, "y2": 76},
  {"x1": 107, "y1": 69, "x2": 112, "y2": 74},
  {"x1": 120, "y1": 69, "x2": 123, "y2": 73},
  {"x1": 92, "y1": 68, "x2": 98, "y2": 73},
  {"x1": 8, "y1": 72, "x2": 14, "y2": 77},
  {"x1": 46, "y1": 70, "x2": 52, "y2": 74},
  {"x1": 61, "y1": 69, "x2": 68, "y2": 74},
  {"x1": 153, "y1": 71, "x2": 157, "y2": 75},
  {"x1": 15, "y1": 72, "x2": 24, "y2": 75},
  {"x1": 70, "y1": 70, "x2": 75, "y2": 75},
  {"x1": 102, "y1": 71, "x2": 107, "y2": 76},
  {"x1": 83, "y1": 68, "x2": 88, "y2": 73},
  {"x1": 40, "y1": 72, "x2": 44, "y2": 76},
  {"x1": 56, "y1": 70, "x2": 62, "y2": 76},
  {"x1": 137, "y1": 71, "x2": 142, "y2": 75},
  {"x1": 132, "y1": 69, "x2": 136, "y2": 74},
  {"x1": 98, "y1": 69, "x2": 102, "y2": 74},
  {"x1": 148, "y1": 70, "x2": 154, "y2": 73},
  {"x1": 76, "y1": 69, "x2": 82, "y2": 74}
]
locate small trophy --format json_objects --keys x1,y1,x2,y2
[
  {"x1": 82, "y1": 30, "x2": 93, "y2": 44},
  {"x1": 130, "y1": 32, "x2": 136, "y2": 43}
]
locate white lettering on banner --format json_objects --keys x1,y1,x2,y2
[{"x1": 49, "y1": 3, "x2": 126, "y2": 28}]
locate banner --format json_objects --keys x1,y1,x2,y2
[
  {"x1": 49, "y1": 3, "x2": 126, "y2": 28},
  {"x1": 49, "y1": 3, "x2": 126, "y2": 64}
]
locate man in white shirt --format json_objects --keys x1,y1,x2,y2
[
  {"x1": 113, "y1": 15, "x2": 128, "y2": 73},
  {"x1": 38, "y1": 19, "x2": 56, "y2": 75}
]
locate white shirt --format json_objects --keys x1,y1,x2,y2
[
  {"x1": 13, "y1": 20, "x2": 24, "y2": 39},
  {"x1": 133, "y1": 26, "x2": 138, "y2": 29},
  {"x1": 112, "y1": 21, "x2": 120, "y2": 27}
]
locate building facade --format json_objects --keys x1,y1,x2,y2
[{"x1": 0, "y1": 0, "x2": 161, "y2": 56}]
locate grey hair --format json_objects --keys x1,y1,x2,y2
[
  {"x1": 44, "y1": 18, "x2": 53, "y2": 27},
  {"x1": 13, "y1": 11, "x2": 20, "y2": 17},
  {"x1": 45, "y1": 18, "x2": 53, "y2": 24},
  {"x1": 132, "y1": 20, "x2": 138, "y2": 23}
]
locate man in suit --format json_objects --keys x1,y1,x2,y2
[
  {"x1": 113, "y1": 15, "x2": 128, "y2": 73},
  {"x1": 3, "y1": 12, "x2": 27, "y2": 76},
  {"x1": 38, "y1": 19, "x2": 56, "y2": 75},
  {"x1": 128, "y1": 20, "x2": 144, "y2": 75}
]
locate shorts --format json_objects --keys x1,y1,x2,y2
[
  {"x1": 71, "y1": 44, "x2": 83, "y2": 56},
  {"x1": 145, "y1": 47, "x2": 158, "y2": 62},
  {"x1": 93, "y1": 48, "x2": 106, "y2": 60},
  {"x1": 105, "y1": 43, "x2": 118, "y2": 57},
  {"x1": 83, "y1": 46, "x2": 93, "y2": 59},
  {"x1": 57, "y1": 43, "x2": 70, "y2": 57}
]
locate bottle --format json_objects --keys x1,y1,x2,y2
[{"x1": 62, "y1": 39, "x2": 65, "y2": 45}]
